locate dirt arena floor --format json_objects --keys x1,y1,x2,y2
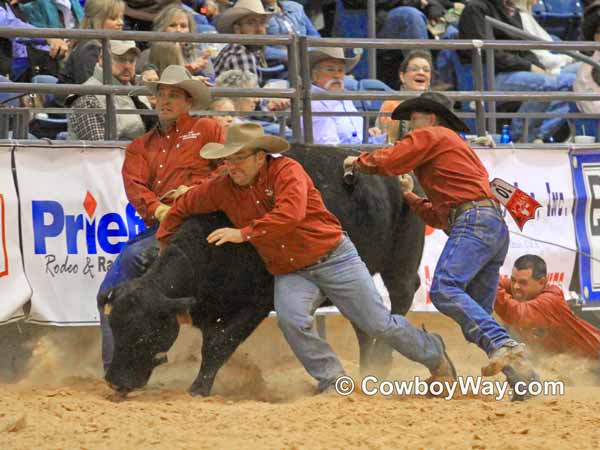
[{"x1": 2, "y1": 312, "x2": 600, "y2": 450}]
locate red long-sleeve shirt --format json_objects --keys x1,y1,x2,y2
[
  {"x1": 122, "y1": 114, "x2": 225, "y2": 224},
  {"x1": 157, "y1": 156, "x2": 343, "y2": 275},
  {"x1": 495, "y1": 279, "x2": 600, "y2": 359},
  {"x1": 355, "y1": 126, "x2": 493, "y2": 229}
]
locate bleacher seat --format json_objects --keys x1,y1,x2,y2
[
  {"x1": 332, "y1": 0, "x2": 368, "y2": 80},
  {"x1": 29, "y1": 74, "x2": 68, "y2": 139},
  {"x1": 357, "y1": 78, "x2": 392, "y2": 112},
  {"x1": 533, "y1": 0, "x2": 583, "y2": 41}
]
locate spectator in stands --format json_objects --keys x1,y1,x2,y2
[
  {"x1": 209, "y1": 97, "x2": 236, "y2": 127},
  {"x1": 213, "y1": 0, "x2": 271, "y2": 83},
  {"x1": 214, "y1": 69, "x2": 288, "y2": 132},
  {"x1": 574, "y1": 1, "x2": 600, "y2": 115},
  {"x1": 459, "y1": 0, "x2": 573, "y2": 143},
  {"x1": 59, "y1": 0, "x2": 125, "y2": 86},
  {"x1": 309, "y1": 47, "x2": 381, "y2": 144},
  {"x1": 18, "y1": 0, "x2": 84, "y2": 29},
  {"x1": 495, "y1": 254, "x2": 600, "y2": 360},
  {"x1": 215, "y1": 69, "x2": 260, "y2": 112},
  {"x1": 66, "y1": 41, "x2": 155, "y2": 141},
  {"x1": 0, "y1": 0, "x2": 69, "y2": 80},
  {"x1": 377, "y1": 50, "x2": 432, "y2": 143},
  {"x1": 147, "y1": 41, "x2": 186, "y2": 75},
  {"x1": 122, "y1": 0, "x2": 178, "y2": 34},
  {"x1": 136, "y1": 5, "x2": 214, "y2": 79},
  {"x1": 516, "y1": 0, "x2": 578, "y2": 75},
  {"x1": 98, "y1": 64, "x2": 224, "y2": 370},
  {"x1": 262, "y1": 0, "x2": 320, "y2": 67}
]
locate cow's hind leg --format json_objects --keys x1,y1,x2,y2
[{"x1": 189, "y1": 307, "x2": 270, "y2": 397}]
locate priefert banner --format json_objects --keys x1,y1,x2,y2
[{"x1": 16, "y1": 145, "x2": 146, "y2": 325}]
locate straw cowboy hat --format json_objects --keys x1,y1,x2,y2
[
  {"x1": 214, "y1": 0, "x2": 273, "y2": 34},
  {"x1": 308, "y1": 47, "x2": 360, "y2": 73},
  {"x1": 200, "y1": 122, "x2": 290, "y2": 159},
  {"x1": 144, "y1": 65, "x2": 211, "y2": 109},
  {"x1": 391, "y1": 91, "x2": 470, "y2": 134}
]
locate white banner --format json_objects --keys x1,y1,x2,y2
[
  {"x1": 16, "y1": 145, "x2": 145, "y2": 325},
  {"x1": 0, "y1": 147, "x2": 31, "y2": 323},
  {"x1": 411, "y1": 148, "x2": 576, "y2": 311}
]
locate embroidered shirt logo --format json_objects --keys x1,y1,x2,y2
[
  {"x1": 265, "y1": 188, "x2": 274, "y2": 197},
  {"x1": 180, "y1": 131, "x2": 201, "y2": 141}
]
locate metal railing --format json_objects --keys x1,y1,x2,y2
[{"x1": 1, "y1": 24, "x2": 600, "y2": 143}]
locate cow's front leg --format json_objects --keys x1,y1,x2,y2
[{"x1": 188, "y1": 307, "x2": 270, "y2": 397}]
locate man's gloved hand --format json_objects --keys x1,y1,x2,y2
[
  {"x1": 172, "y1": 185, "x2": 192, "y2": 199},
  {"x1": 398, "y1": 174, "x2": 414, "y2": 192},
  {"x1": 154, "y1": 204, "x2": 171, "y2": 222}
]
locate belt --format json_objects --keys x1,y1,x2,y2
[
  {"x1": 307, "y1": 235, "x2": 345, "y2": 268},
  {"x1": 448, "y1": 198, "x2": 500, "y2": 227}
]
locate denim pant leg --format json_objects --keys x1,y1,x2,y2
[
  {"x1": 381, "y1": 6, "x2": 428, "y2": 56},
  {"x1": 274, "y1": 272, "x2": 346, "y2": 389},
  {"x1": 98, "y1": 224, "x2": 158, "y2": 370},
  {"x1": 307, "y1": 236, "x2": 443, "y2": 371},
  {"x1": 495, "y1": 70, "x2": 571, "y2": 141},
  {"x1": 430, "y1": 208, "x2": 513, "y2": 355}
]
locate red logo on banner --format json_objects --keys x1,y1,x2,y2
[
  {"x1": 1, "y1": 194, "x2": 8, "y2": 278},
  {"x1": 83, "y1": 191, "x2": 97, "y2": 218}
]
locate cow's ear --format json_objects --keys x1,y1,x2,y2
[{"x1": 97, "y1": 289, "x2": 115, "y2": 312}]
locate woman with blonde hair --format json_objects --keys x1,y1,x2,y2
[
  {"x1": 59, "y1": 0, "x2": 126, "y2": 85},
  {"x1": 136, "y1": 4, "x2": 214, "y2": 78},
  {"x1": 147, "y1": 42, "x2": 186, "y2": 75}
]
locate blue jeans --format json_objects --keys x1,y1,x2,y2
[
  {"x1": 430, "y1": 206, "x2": 513, "y2": 356},
  {"x1": 98, "y1": 224, "x2": 158, "y2": 370},
  {"x1": 495, "y1": 69, "x2": 575, "y2": 141},
  {"x1": 380, "y1": 7, "x2": 428, "y2": 56},
  {"x1": 274, "y1": 235, "x2": 443, "y2": 390}
]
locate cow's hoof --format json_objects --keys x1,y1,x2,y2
[{"x1": 188, "y1": 385, "x2": 210, "y2": 397}]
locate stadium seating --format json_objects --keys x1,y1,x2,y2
[
  {"x1": 532, "y1": 0, "x2": 583, "y2": 41},
  {"x1": 332, "y1": 0, "x2": 368, "y2": 80},
  {"x1": 357, "y1": 78, "x2": 392, "y2": 112}
]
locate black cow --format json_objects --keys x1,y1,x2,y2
[{"x1": 99, "y1": 143, "x2": 425, "y2": 397}]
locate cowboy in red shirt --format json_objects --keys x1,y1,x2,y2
[
  {"x1": 496, "y1": 254, "x2": 600, "y2": 360},
  {"x1": 98, "y1": 65, "x2": 224, "y2": 371},
  {"x1": 157, "y1": 122, "x2": 456, "y2": 393},
  {"x1": 344, "y1": 92, "x2": 539, "y2": 399}
]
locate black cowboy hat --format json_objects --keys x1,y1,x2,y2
[{"x1": 391, "y1": 91, "x2": 470, "y2": 134}]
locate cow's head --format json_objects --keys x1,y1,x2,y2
[{"x1": 98, "y1": 279, "x2": 194, "y2": 396}]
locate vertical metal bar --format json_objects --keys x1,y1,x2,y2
[
  {"x1": 367, "y1": 0, "x2": 376, "y2": 79},
  {"x1": 278, "y1": 114, "x2": 286, "y2": 137},
  {"x1": 362, "y1": 112, "x2": 369, "y2": 144},
  {"x1": 0, "y1": 112, "x2": 8, "y2": 139},
  {"x1": 523, "y1": 117, "x2": 529, "y2": 142},
  {"x1": 299, "y1": 36, "x2": 313, "y2": 144},
  {"x1": 471, "y1": 47, "x2": 486, "y2": 136},
  {"x1": 484, "y1": 22, "x2": 496, "y2": 135},
  {"x1": 102, "y1": 38, "x2": 117, "y2": 141},
  {"x1": 287, "y1": 35, "x2": 302, "y2": 142}
]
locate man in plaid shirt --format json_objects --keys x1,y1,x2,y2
[
  {"x1": 67, "y1": 40, "x2": 154, "y2": 140},
  {"x1": 213, "y1": 0, "x2": 271, "y2": 83}
]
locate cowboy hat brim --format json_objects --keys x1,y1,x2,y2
[
  {"x1": 309, "y1": 50, "x2": 361, "y2": 74},
  {"x1": 214, "y1": 7, "x2": 274, "y2": 34},
  {"x1": 390, "y1": 97, "x2": 470, "y2": 134},
  {"x1": 200, "y1": 135, "x2": 290, "y2": 159},
  {"x1": 145, "y1": 78, "x2": 211, "y2": 110}
]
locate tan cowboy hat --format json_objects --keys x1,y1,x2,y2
[
  {"x1": 144, "y1": 65, "x2": 211, "y2": 109},
  {"x1": 308, "y1": 47, "x2": 360, "y2": 73},
  {"x1": 200, "y1": 122, "x2": 290, "y2": 159},
  {"x1": 214, "y1": 0, "x2": 273, "y2": 34}
]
